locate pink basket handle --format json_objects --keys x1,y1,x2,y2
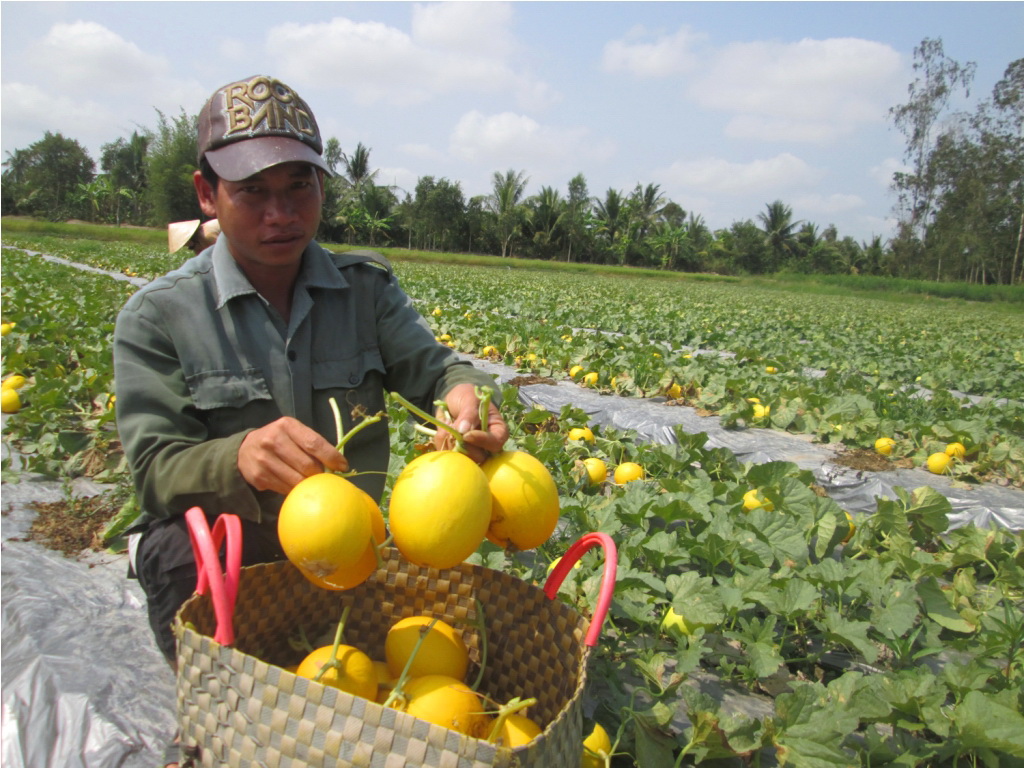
[
  {"x1": 543, "y1": 532, "x2": 617, "y2": 647},
  {"x1": 184, "y1": 507, "x2": 242, "y2": 646}
]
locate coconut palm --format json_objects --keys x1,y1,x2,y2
[
  {"x1": 593, "y1": 188, "x2": 624, "y2": 245},
  {"x1": 342, "y1": 142, "x2": 378, "y2": 190},
  {"x1": 631, "y1": 182, "x2": 666, "y2": 240},
  {"x1": 488, "y1": 169, "x2": 529, "y2": 257},
  {"x1": 757, "y1": 200, "x2": 803, "y2": 272},
  {"x1": 526, "y1": 186, "x2": 566, "y2": 259}
]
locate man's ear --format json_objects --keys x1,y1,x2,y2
[{"x1": 193, "y1": 170, "x2": 218, "y2": 218}]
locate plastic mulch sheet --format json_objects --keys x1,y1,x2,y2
[
  {"x1": 1, "y1": 467, "x2": 176, "y2": 767},
  {"x1": 476, "y1": 362, "x2": 1024, "y2": 533}
]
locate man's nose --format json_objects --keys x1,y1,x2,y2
[{"x1": 264, "y1": 191, "x2": 297, "y2": 221}]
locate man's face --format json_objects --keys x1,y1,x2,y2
[{"x1": 194, "y1": 161, "x2": 325, "y2": 276}]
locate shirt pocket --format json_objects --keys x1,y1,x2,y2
[
  {"x1": 185, "y1": 368, "x2": 273, "y2": 410},
  {"x1": 312, "y1": 349, "x2": 386, "y2": 392}
]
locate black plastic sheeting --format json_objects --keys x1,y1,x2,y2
[{"x1": 3, "y1": 354, "x2": 1022, "y2": 768}]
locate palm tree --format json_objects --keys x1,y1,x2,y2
[
  {"x1": 631, "y1": 183, "x2": 666, "y2": 240},
  {"x1": 757, "y1": 200, "x2": 803, "y2": 272},
  {"x1": 342, "y1": 142, "x2": 378, "y2": 190},
  {"x1": 2, "y1": 148, "x2": 31, "y2": 183},
  {"x1": 488, "y1": 169, "x2": 529, "y2": 258},
  {"x1": 593, "y1": 188, "x2": 625, "y2": 263},
  {"x1": 526, "y1": 186, "x2": 566, "y2": 259}
]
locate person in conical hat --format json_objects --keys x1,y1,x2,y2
[{"x1": 167, "y1": 218, "x2": 221, "y2": 254}]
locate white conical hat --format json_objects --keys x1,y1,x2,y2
[
  {"x1": 168, "y1": 220, "x2": 201, "y2": 253},
  {"x1": 198, "y1": 219, "x2": 222, "y2": 245}
]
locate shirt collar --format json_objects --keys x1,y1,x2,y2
[{"x1": 211, "y1": 237, "x2": 347, "y2": 310}]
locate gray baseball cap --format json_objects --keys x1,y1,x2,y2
[{"x1": 197, "y1": 75, "x2": 331, "y2": 181}]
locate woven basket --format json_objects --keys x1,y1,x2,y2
[{"x1": 174, "y1": 510, "x2": 615, "y2": 768}]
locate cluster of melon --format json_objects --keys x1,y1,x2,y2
[
  {"x1": 293, "y1": 613, "x2": 543, "y2": 748},
  {"x1": 278, "y1": 447, "x2": 561, "y2": 593},
  {"x1": 275, "y1": 412, "x2": 576, "y2": 751}
]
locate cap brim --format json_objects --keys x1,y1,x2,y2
[
  {"x1": 204, "y1": 136, "x2": 332, "y2": 182},
  {"x1": 168, "y1": 220, "x2": 201, "y2": 253}
]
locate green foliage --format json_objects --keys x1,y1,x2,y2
[
  {"x1": 1, "y1": 248, "x2": 131, "y2": 483},
  {"x1": 144, "y1": 108, "x2": 202, "y2": 225},
  {"x1": 402, "y1": 259, "x2": 1024, "y2": 486},
  {"x1": 2, "y1": 132, "x2": 95, "y2": 220},
  {"x1": 2, "y1": 231, "x2": 1023, "y2": 766}
]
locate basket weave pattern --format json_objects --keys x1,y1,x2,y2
[{"x1": 175, "y1": 550, "x2": 591, "y2": 767}]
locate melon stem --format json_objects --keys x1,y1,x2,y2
[
  {"x1": 469, "y1": 598, "x2": 489, "y2": 692},
  {"x1": 312, "y1": 605, "x2": 352, "y2": 684},
  {"x1": 381, "y1": 617, "x2": 441, "y2": 710},
  {"x1": 329, "y1": 397, "x2": 384, "y2": 457},
  {"x1": 485, "y1": 696, "x2": 538, "y2": 744},
  {"x1": 475, "y1": 386, "x2": 492, "y2": 430},
  {"x1": 389, "y1": 391, "x2": 464, "y2": 449}
]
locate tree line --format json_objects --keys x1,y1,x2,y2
[{"x1": 3, "y1": 39, "x2": 1021, "y2": 284}]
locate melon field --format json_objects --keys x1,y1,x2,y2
[{"x1": 2, "y1": 224, "x2": 1023, "y2": 767}]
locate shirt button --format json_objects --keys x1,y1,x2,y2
[
  {"x1": 287, "y1": 350, "x2": 297, "y2": 361},
  {"x1": 349, "y1": 373, "x2": 359, "y2": 385}
]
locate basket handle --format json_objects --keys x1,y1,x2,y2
[
  {"x1": 184, "y1": 507, "x2": 242, "y2": 646},
  {"x1": 542, "y1": 532, "x2": 617, "y2": 647}
]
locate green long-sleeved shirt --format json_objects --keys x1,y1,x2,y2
[{"x1": 113, "y1": 238, "x2": 499, "y2": 533}]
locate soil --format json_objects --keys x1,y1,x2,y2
[
  {"x1": 507, "y1": 375, "x2": 559, "y2": 387},
  {"x1": 24, "y1": 493, "x2": 122, "y2": 558},
  {"x1": 832, "y1": 447, "x2": 913, "y2": 472}
]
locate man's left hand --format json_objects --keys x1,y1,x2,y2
[{"x1": 434, "y1": 382, "x2": 509, "y2": 463}]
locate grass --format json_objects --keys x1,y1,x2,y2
[
  {"x1": 764, "y1": 271, "x2": 1024, "y2": 305},
  {"x1": 1, "y1": 216, "x2": 166, "y2": 245},
  {"x1": 5, "y1": 216, "x2": 1019, "y2": 304},
  {"x1": 329, "y1": 242, "x2": 739, "y2": 283}
]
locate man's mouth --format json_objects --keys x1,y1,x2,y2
[{"x1": 263, "y1": 232, "x2": 303, "y2": 245}]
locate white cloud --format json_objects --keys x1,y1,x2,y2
[
  {"x1": 266, "y1": 14, "x2": 556, "y2": 110},
  {"x1": 601, "y1": 24, "x2": 707, "y2": 77},
  {"x1": 656, "y1": 153, "x2": 823, "y2": 195},
  {"x1": 794, "y1": 193, "x2": 865, "y2": 215},
  {"x1": 449, "y1": 111, "x2": 615, "y2": 173},
  {"x1": 398, "y1": 143, "x2": 446, "y2": 162},
  {"x1": 869, "y1": 157, "x2": 908, "y2": 187},
  {"x1": 376, "y1": 166, "x2": 419, "y2": 196},
  {"x1": 859, "y1": 214, "x2": 898, "y2": 240},
  {"x1": 219, "y1": 38, "x2": 248, "y2": 62},
  {"x1": 690, "y1": 37, "x2": 904, "y2": 143},
  {"x1": 8, "y1": 21, "x2": 205, "y2": 152},
  {"x1": 1, "y1": 82, "x2": 107, "y2": 148},
  {"x1": 31, "y1": 21, "x2": 168, "y2": 92},
  {"x1": 724, "y1": 115, "x2": 839, "y2": 144},
  {"x1": 411, "y1": 2, "x2": 516, "y2": 58}
]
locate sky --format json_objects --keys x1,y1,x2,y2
[{"x1": 2, "y1": 1, "x2": 1021, "y2": 243}]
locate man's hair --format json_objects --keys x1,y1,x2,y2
[{"x1": 199, "y1": 157, "x2": 219, "y2": 192}]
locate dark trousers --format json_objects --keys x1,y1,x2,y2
[{"x1": 134, "y1": 514, "x2": 286, "y2": 665}]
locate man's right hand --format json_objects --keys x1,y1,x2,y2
[{"x1": 238, "y1": 417, "x2": 348, "y2": 495}]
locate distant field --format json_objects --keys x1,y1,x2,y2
[{"x1": 3, "y1": 223, "x2": 1022, "y2": 486}]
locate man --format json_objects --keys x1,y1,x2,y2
[
  {"x1": 167, "y1": 218, "x2": 222, "y2": 255},
  {"x1": 114, "y1": 74, "x2": 506, "y2": 680}
]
